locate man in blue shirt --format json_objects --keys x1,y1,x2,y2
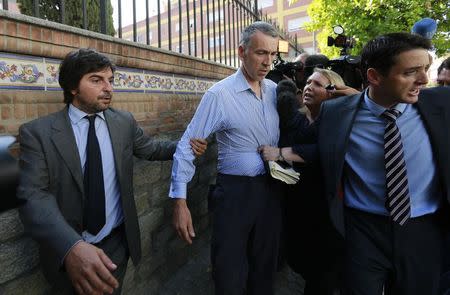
[
  {"x1": 272, "y1": 33, "x2": 450, "y2": 294},
  {"x1": 18, "y1": 49, "x2": 206, "y2": 294},
  {"x1": 169, "y1": 21, "x2": 282, "y2": 295}
]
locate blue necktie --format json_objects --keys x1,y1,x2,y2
[{"x1": 83, "y1": 115, "x2": 106, "y2": 235}]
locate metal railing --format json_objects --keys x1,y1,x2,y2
[{"x1": 2, "y1": 0, "x2": 302, "y2": 67}]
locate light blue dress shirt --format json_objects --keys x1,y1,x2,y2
[
  {"x1": 170, "y1": 68, "x2": 279, "y2": 198},
  {"x1": 344, "y1": 91, "x2": 442, "y2": 217},
  {"x1": 68, "y1": 104, "x2": 123, "y2": 243}
]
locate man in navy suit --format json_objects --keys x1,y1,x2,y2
[{"x1": 272, "y1": 32, "x2": 450, "y2": 295}]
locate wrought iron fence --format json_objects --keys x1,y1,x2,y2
[{"x1": 2, "y1": 0, "x2": 301, "y2": 67}]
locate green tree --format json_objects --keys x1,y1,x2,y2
[
  {"x1": 17, "y1": 0, "x2": 115, "y2": 36},
  {"x1": 305, "y1": 0, "x2": 449, "y2": 57}
]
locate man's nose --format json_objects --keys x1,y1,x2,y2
[
  {"x1": 417, "y1": 70, "x2": 429, "y2": 85},
  {"x1": 262, "y1": 55, "x2": 272, "y2": 66},
  {"x1": 104, "y1": 80, "x2": 113, "y2": 92}
]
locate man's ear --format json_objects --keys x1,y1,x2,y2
[
  {"x1": 238, "y1": 45, "x2": 245, "y2": 61},
  {"x1": 71, "y1": 88, "x2": 78, "y2": 96},
  {"x1": 367, "y1": 68, "x2": 383, "y2": 86}
]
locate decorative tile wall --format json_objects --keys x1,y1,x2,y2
[
  {"x1": 0, "y1": 53, "x2": 45, "y2": 90},
  {"x1": 0, "y1": 52, "x2": 217, "y2": 94}
]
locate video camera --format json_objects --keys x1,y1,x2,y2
[
  {"x1": 327, "y1": 25, "x2": 355, "y2": 56},
  {"x1": 0, "y1": 136, "x2": 22, "y2": 213},
  {"x1": 266, "y1": 55, "x2": 304, "y2": 84},
  {"x1": 327, "y1": 25, "x2": 363, "y2": 89},
  {"x1": 266, "y1": 39, "x2": 305, "y2": 85},
  {"x1": 328, "y1": 55, "x2": 363, "y2": 90}
]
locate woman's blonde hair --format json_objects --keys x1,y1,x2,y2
[{"x1": 313, "y1": 68, "x2": 345, "y2": 87}]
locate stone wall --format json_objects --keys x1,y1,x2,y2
[{"x1": 0, "y1": 11, "x2": 235, "y2": 294}]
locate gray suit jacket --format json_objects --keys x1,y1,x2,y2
[
  {"x1": 17, "y1": 106, "x2": 177, "y2": 282},
  {"x1": 317, "y1": 87, "x2": 450, "y2": 236}
]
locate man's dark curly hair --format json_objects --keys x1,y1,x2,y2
[
  {"x1": 58, "y1": 48, "x2": 115, "y2": 104},
  {"x1": 360, "y1": 32, "x2": 431, "y2": 83}
]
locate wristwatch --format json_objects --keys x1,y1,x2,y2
[{"x1": 277, "y1": 148, "x2": 285, "y2": 162}]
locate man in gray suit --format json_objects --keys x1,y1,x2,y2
[{"x1": 18, "y1": 48, "x2": 206, "y2": 294}]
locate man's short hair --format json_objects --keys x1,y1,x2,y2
[
  {"x1": 239, "y1": 21, "x2": 278, "y2": 49},
  {"x1": 438, "y1": 57, "x2": 450, "y2": 75},
  {"x1": 303, "y1": 54, "x2": 330, "y2": 82},
  {"x1": 360, "y1": 32, "x2": 432, "y2": 82},
  {"x1": 294, "y1": 52, "x2": 310, "y2": 63},
  {"x1": 59, "y1": 48, "x2": 115, "y2": 104}
]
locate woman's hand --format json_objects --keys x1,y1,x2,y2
[
  {"x1": 190, "y1": 138, "x2": 208, "y2": 157},
  {"x1": 258, "y1": 145, "x2": 280, "y2": 161},
  {"x1": 328, "y1": 84, "x2": 360, "y2": 98}
]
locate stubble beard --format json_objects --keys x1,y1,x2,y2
[{"x1": 75, "y1": 94, "x2": 112, "y2": 114}]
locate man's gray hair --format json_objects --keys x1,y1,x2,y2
[{"x1": 239, "y1": 21, "x2": 278, "y2": 48}]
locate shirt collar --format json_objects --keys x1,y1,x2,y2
[
  {"x1": 364, "y1": 89, "x2": 407, "y2": 118},
  {"x1": 68, "y1": 104, "x2": 106, "y2": 125},
  {"x1": 234, "y1": 67, "x2": 267, "y2": 97}
]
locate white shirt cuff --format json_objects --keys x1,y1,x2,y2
[{"x1": 169, "y1": 181, "x2": 187, "y2": 199}]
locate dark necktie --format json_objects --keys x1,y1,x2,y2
[
  {"x1": 83, "y1": 115, "x2": 106, "y2": 235},
  {"x1": 382, "y1": 109, "x2": 411, "y2": 225}
]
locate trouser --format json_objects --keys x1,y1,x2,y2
[
  {"x1": 210, "y1": 173, "x2": 283, "y2": 295},
  {"x1": 50, "y1": 224, "x2": 129, "y2": 295},
  {"x1": 343, "y1": 207, "x2": 444, "y2": 295}
]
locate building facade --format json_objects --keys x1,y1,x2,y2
[{"x1": 120, "y1": 0, "x2": 316, "y2": 66}]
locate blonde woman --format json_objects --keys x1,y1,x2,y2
[{"x1": 259, "y1": 69, "x2": 357, "y2": 295}]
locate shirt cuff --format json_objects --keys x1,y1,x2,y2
[
  {"x1": 61, "y1": 239, "x2": 83, "y2": 268},
  {"x1": 169, "y1": 181, "x2": 187, "y2": 199}
]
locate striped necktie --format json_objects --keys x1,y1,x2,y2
[{"x1": 382, "y1": 109, "x2": 411, "y2": 225}]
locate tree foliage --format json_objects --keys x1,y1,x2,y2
[
  {"x1": 17, "y1": 0, "x2": 115, "y2": 36},
  {"x1": 305, "y1": 0, "x2": 450, "y2": 57}
]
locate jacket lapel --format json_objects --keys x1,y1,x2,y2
[
  {"x1": 104, "y1": 109, "x2": 123, "y2": 181},
  {"x1": 50, "y1": 107, "x2": 84, "y2": 195},
  {"x1": 333, "y1": 93, "x2": 364, "y2": 180}
]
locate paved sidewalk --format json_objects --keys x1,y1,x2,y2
[{"x1": 160, "y1": 242, "x2": 305, "y2": 295}]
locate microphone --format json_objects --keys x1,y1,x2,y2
[
  {"x1": 276, "y1": 79, "x2": 298, "y2": 97},
  {"x1": 276, "y1": 80, "x2": 301, "y2": 125},
  {"x1": 411, "y1": 18, "x2": 437, "y2": 40}
]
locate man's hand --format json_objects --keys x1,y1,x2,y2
[
  {"x1": 190, "y1": 138, "x2": 208, "y2": 157},
  {"x1": 172, "y1": 198, "x2": 196, "y2": 244},
  {"x1": 64, "y1": 241, "x2": 118, "y2": 295}
]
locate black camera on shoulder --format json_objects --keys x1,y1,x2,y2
[
  {"x1": 266, "y1": 53, "x2": 304, "y2": 84},
  {"x1": 266, "y1": 39, "x2": 305, "y2": 85},
  {"x1": 327, "y1": 25, "x2": 363, "y2": 89},
  {"x1": 328, "y1": 55, "x2": 363, "y2": 90}
]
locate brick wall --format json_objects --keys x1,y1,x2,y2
[{"x1": 0, "y1": 10, "x2": 234, "y2": 294}]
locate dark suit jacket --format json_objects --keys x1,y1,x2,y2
[
  {"x1": 316, "y1": 86, "x2": 450, "y2": 235},
  {"x1": 17, "y1": 106, "x2": 177, "y2": 282}
]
